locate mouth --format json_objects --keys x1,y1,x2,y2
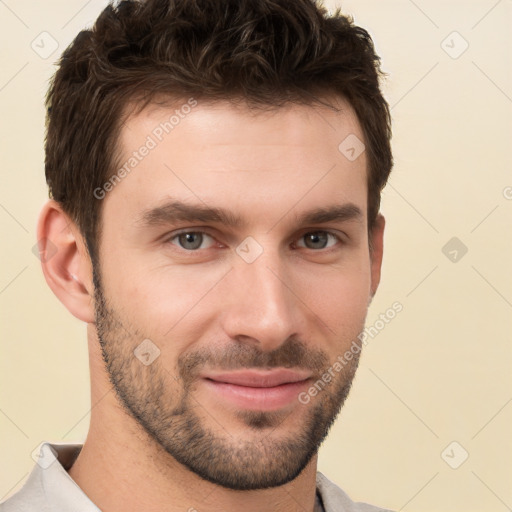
[{"x1": 200, "y1": 369, "x2": 313, "y2": 411}]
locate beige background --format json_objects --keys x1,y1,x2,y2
[{"x1": 1, "y1": 1, "x2": 511, "y2": 510}]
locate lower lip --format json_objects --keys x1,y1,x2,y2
[{"x1": 202, "y1": 379, "x2": 310, "y2": 411}]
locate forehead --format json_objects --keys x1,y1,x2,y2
[
  {"x1": 109, "y1": 97, "x2": 367, "y2": 225},
  {"x1": 127, "y1": 95, "x2": 363, "y2": 152}
]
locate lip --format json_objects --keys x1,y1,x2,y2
[
  {"x1": 200, "y1": 369, "x2": 312, "y2": 411},
  {"x1": 202, "y1": 369, "x2": 312, "y2": 387}
]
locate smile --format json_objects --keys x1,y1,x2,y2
[{"x1": 200, "y1": 369, "x2": 312, "y2": 411}]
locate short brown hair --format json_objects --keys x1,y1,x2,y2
[{"x1": 45, "y1": 0, "x2": 392, "y2": 263}]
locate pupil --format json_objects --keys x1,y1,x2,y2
[
  {"x1": 180, "y1": 232, "x2": 202, "y2": 249},
  {"x1": 306, "y1": 232, "x2": 327, "y2": 249}
]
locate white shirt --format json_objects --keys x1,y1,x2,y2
[{"x1": 0, "y1": 443, "x2": 392, "y2": 512}]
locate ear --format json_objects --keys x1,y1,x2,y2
[
  {"x1": 35, "y1": 200, "x2": 95, "y2": 323},
  {"x1": 369, "y1": 213, "x2": 385, "y2": 299}
]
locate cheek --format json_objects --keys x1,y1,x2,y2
[
  {"x1": 295, "y1": 259, "x2": 372, "y2": 337},
  {"x1": 102, "y1": 255, "x2": 229, "y2": 343},
  {"x1": 99, "y1": 232, "x2": 372, "y2": 353}
]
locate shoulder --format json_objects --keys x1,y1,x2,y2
[
  {"x1": 316, "y1": 472, "x2": 394, "y2": 512},
  {"x1": 0, "y1": 468, "x2": 47, "y2": 512},
  {"x1": 0, "y1": 442, "x2": 91, "y2": 512}
]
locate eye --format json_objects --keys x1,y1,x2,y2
[
  {"x1": 296, "y1": 231, "x2": 341, "y2": 250},
  {"x1": 168, "y1": 231, "x2": 216, "y2": 251}
]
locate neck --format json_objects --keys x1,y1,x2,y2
[{"x1": 68, "y1": 411, "x2": 319, "y2": 512}]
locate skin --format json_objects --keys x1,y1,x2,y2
[{"x1": 37, "y1": 96, "x2": 385, "y2": 512}]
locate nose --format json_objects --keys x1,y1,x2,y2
[{"x1": 220, "y1": 247, "x2": 302, "y2": 353}]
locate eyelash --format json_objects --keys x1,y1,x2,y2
[{"x1": 164, "y1": 229, "x2": 344, "y2": 253}]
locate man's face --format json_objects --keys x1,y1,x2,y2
[{"x1": 93, "y1": 97, "x2": 379, "y2": 490}]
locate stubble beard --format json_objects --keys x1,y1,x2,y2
[{"x1": 92, "y1": 266, "x2": 361, "y2": 490}]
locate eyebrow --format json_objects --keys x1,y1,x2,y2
[{"x1": 135, "y1": 200, "x2": 364, "y2": 230}]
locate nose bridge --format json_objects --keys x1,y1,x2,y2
[{"x1": 222, "y1": 244, "x2": 299, "y2": 350}]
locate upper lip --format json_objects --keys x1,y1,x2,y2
[{"x1": 201, "y1": 369, "x2": 312, "y2": 388}]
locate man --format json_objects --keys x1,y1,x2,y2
[{"x1": 1, "y1": 0, "x2": 393, "y2": 510}]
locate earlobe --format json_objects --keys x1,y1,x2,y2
[
  {"x1": 369, "y1": 213, "x2": 385, "y2": 299},
  {"x1": 36, "y1": 200, "x2": 95, "y2": 323}
]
